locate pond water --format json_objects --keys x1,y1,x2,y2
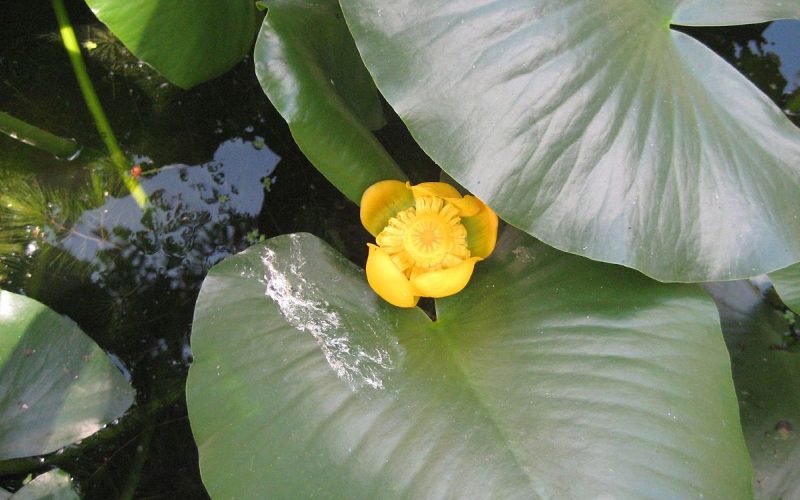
[{"x1": 0, "y1": 2, "x2": 798, "y2": 498}]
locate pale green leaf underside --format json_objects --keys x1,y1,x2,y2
[
  {"x1": 9, "y1": 469, "x2": 79, "y2": 500},
  {"x1": 253, "y1": 0, "x2": 406, "y2": 204},
  {"x1": 85, "y1": 0, "x2": 257, "y2": 88},
  {"x1": 187, "y1": 230, "x2": 750, "y2": 498},
  {"x1": 339, "y1": 0, "x2": 800, "y2": 281},
  {"x1": 0, "y1": 290, "x2": 134, "y2": 460},
  {"x1": 673, "y1": 0, "x2": 800, "y2": 25},
  {"x1": 707, "y1": 281, "x2": 800, "y2": 498},
  {"x1": 769, "y1": 262, "x2": 800, "y2": 313}
]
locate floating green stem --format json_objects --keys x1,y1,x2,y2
[
  {"x1": 51, "y1": 0, "x2": 147, "y2": 208},
  {"x1": 0, "y1": 111, "x2": 82, "y2": 159},
  {"x1": 119, "y1": 426, "x2": 154, "y2": 500}
]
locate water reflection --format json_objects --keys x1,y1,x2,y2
[
  {"x1": 0, "y1": 136, "x2": 279, "y2": 497},
  {"x1": 678, "y1": 19, "x2": 800, "y2": 121},
  {"x1": 1, "y1": 136, "x2": 279, "y2": 372},
  {"x1": 55, "y1": 138, "x2": 278, "y2": 292},
  {"x1": 763, "y1": 20, "x2": 800, "y2": 94}
]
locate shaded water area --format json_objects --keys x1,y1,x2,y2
[{"x1": 0, "y1": 1, "x2": 798, "y2": 497}]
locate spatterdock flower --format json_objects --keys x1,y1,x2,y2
[{"x1": 360, "y1": 180, "x2": 498, "y2": 307}]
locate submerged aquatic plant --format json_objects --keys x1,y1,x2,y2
[{"x1": 360, "y1": 180, "x2": 498, "y2": 307}]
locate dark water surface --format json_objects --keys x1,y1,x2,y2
[{"x1": 0, "y1": 1, "x2": 798, "y2": 497}]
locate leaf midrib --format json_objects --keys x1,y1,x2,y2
[{"x1": 434, "y1": 326, "x2": 543, "y2": 498}]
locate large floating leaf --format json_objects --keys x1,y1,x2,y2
[
  {"x1": 187, "y1": 230, "x2": 750, "y2": 497},
  {"x1": 0, "y1": 290, "x2": 134, "y2": 460},
  {"x1": 706, "y1": 280, "x2": 800, "y2": 498},
  {"x1": 254, "y1": 0, "x2": 406, "y2": 204},
  {"x1": 338, "y1": 0, "x2": 800, "y2": 281},
  {"x1": 84, "y1": 0, "x2": 257, "y2": 88},
  {"x1": 673, "y1": 2, "x2": 800, "y2": 25},
  {"x1": 769, "y1": 262, "x2": 800, "y2": 313}
]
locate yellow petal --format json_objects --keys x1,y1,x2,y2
[
  {"x1": 410, "y1": 257, "x2": 481, "y2": 298},
  {"x1": 462, "y1": 200, "x2": 499, "y2": 258},
  {"x1": 446, "y1": 195, "x2": 482, "y2": 217},
  {"x1": 366, "y1": 244, "x2": 419, "y2": 307},
  {"x1": 360, "y1": 180, "x2": 415, "y2": 236},
  {"x1": 409, "y1": 182, "x2": 462, "y2": 200}
]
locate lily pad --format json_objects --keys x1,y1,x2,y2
[
  {"x1": 338, "y1": 0, "x2": 800, "y2": 281},
  {"x1": 253, "y1": 0, "x2": 406, "y2": 203},
  {"x1": 706, "y1": 280, "x2": 800, "y2": 498},
  {"x1": 187, "y1": 229, "x2": 750, "y2": 497},
  {"x1": 85, "y1": 0, "x2": 257, "y2": 88},
  {"x1": 769, "y1": 262, "x2": 800, "y2": 313},
  {"x1": 0, "y1": 290, "x2": 134, "y2": 460},
  {"x1": 9, "y1": 469, "x2": 79, "y2": 500}
]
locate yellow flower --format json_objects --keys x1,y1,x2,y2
[{"x1": 360, "y1": 180, "x2": 499, "y2": 308}]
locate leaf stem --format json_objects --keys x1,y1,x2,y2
[
  {"x1": 0, "y1": 111, "x2": 82, "y2": 159},
  {"x1": 51, "y1": 0, "x2": 148, "y2": 208}
]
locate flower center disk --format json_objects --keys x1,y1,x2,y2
[
  {"x1": 376, "y1": 196, "x2": 470, "y2": 273},
  {"x1": 407, "y1": 216, "x2": 446, "y2": 256}
]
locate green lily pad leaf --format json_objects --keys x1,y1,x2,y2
[
  {"x1": 338, "y1": 0, "x2": 800, "y2": 282},
  {"x1": 0, "y1": 290, "x2": 134, "y2": 460},
  {"x1": 84, "y1": 0, "x2": 257, "y2": 88},
  {"x1": 673, "y1": 1, "x2": 800, "y2": 25},
  {"x1": 706, "y1": 280, "x2": 800, "y2": 498},
  {"x1": 769, "y1": 262, "x2": 800, "y2": 313},
  {"x1": 187, "y1": 230, "x2": 750, "y2": 497},
  {"x1": 9, "y1": 469, "x2": 79, "y2": 500},
  {"x1": 253, "y1": 0, "x2": 407, "y2": 204}
]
